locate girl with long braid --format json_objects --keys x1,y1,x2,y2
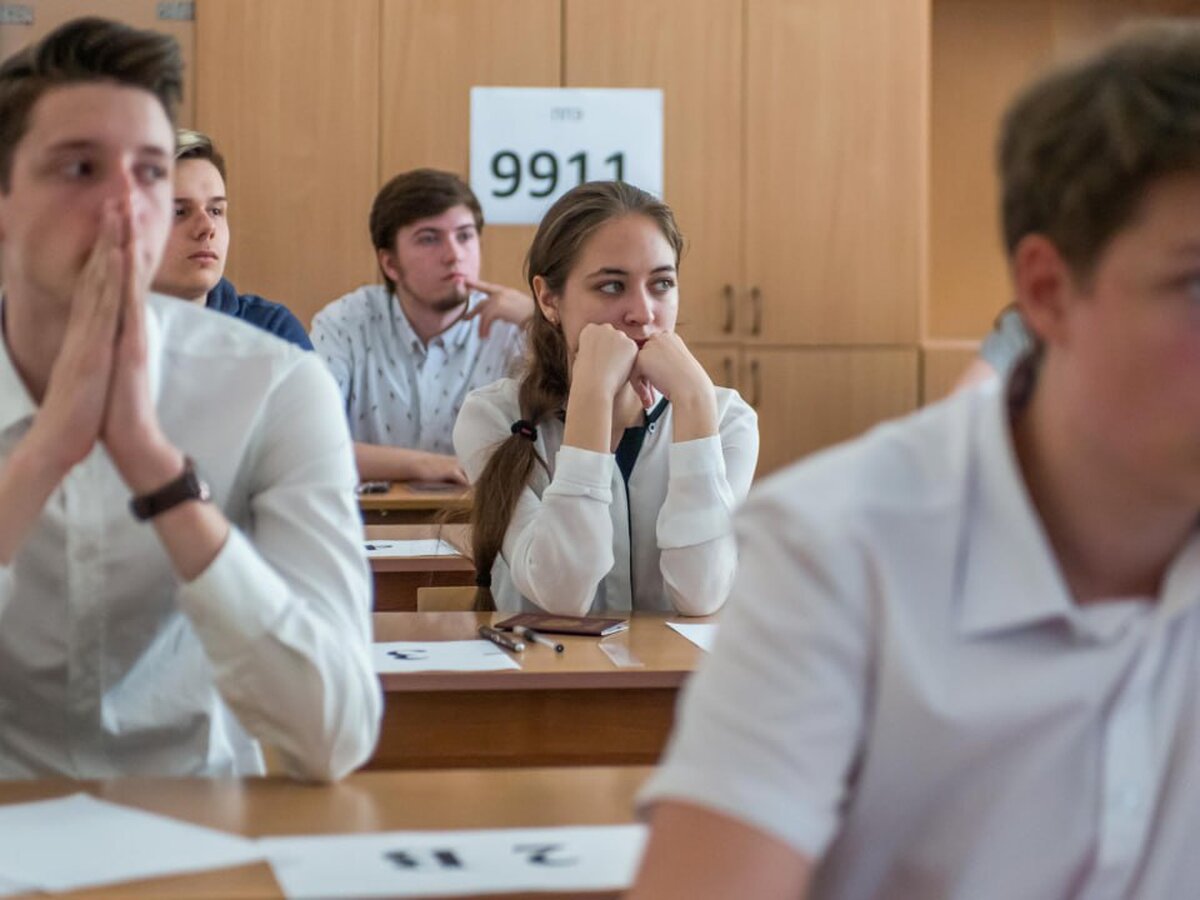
[{"x1": 454, "y1": 182, "x2": 759, "y2": 615}]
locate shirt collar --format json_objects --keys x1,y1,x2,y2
[
  {"x1": 392, "y1": 290, "x2": 486, "y2": 353},
  {"x1": 0, "y1": 293, "x2": 37, "y2": 431},
  {"x1": 955, "y1": 380, "x2": 1200, "y2": 640},
  {"x1": 0, "y1": 291, "x2": 167, "y2": 432},
  {"x1": 955, "y1": 381, "x2": 1081, "y2": 638}
]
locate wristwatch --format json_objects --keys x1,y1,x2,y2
[{"x1": 129, "y1": 456, "x2": 212, "y2": 521}]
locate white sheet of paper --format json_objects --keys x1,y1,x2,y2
[
  {"x1": 667, "y1": 621, "x2": 719, "y2": 652},
  {"x1": 0, "y1": 875, "x2": 32, "y2": 897},
  {"x1": 0, "y1": 794, "x2": 263, "y2": 892},
  {"x1": 262, "y1": 824, "x2": 647, "y2": 899},
  {"x1": 363, "y1": 539, "x2": 460, "y2": 558},
  {"x1": 373, "y1": 640, "x2": 521, "y2": 673}
]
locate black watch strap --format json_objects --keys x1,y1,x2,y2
[{"x1": 129, "y1": 456, "x2": 211, "y2": 521}]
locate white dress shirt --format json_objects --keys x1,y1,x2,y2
[
  {"x1": 0, "y1": 294, "x2": 381, "y2": 781},
  {"x1": 453, "y1": 378, "x2": 759, "y2": 615},
  {"x1": 310, "y1": 284, "x2": 525, "y2": 455},
  {"x1": 641, "y1": 380, "x2": 1200, "y2": 899}
]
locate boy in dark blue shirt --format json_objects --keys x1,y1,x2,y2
[{"x1": 152, "y1": 129, "x2": 311, "y2": 349}]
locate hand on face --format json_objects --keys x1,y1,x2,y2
[
  {"x1": 631, "y1": 331, "x2": 714, "y2": 405},
  {"x1": 571, "y1": 322, "x2": 645, "y2": 404},
  {"x1": 461, "y1": 278, "x2": 535, "y2": 338},
  {"x1": 27, "y1": 200, "x2": 127, "y2": 474}
]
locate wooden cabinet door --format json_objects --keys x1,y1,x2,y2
[
  {"x1": 746, "y1": 347, "x2": 919, "y2": 476},
  {"x1": 745, "y1": 0, "x2": 927, "y2": 345},
  {"x1": 0, "y1": 1, "x2": 196, "y2": 126},
  {"x1": 380, "y1": 0, "x2": 561, "y2": 294},
  {"x1": 565, "y1": 0, "x2": 744, "y2": 343},
  {"x1": 690, "y1": 342, "x2": 742, "y2": 392},
  {"x1": 196, "y1": 0, "x2": 381, "y2": 327}
]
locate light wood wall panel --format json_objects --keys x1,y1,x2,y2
[
  {"x1": 928, "y1": 0, "x2": 1200, "y2": 342},
  {"x1": 565, "y1": 0, "x2": 743, "y2": 342},
  {"x1": 921, "y1": 341, "x2": 978, "y2": 405},
  {"x1": 380, "y1": 0, "x2": 560, "y2": 294},
  {"x1": 0, "y1": 1, "x2": 196, "y2": 127},
  {"x1": 690, "y1": 343, "x2": 741, "y2": 391},
  {"x1": 745, "y1": 348, "x2": 919, "y2": 476},
  {"x1": 195, "y1": 0, "x2": 380, "y2": 327},
  {"x1": 745, "y1": 0, "x2": 927, "y2": 345}
]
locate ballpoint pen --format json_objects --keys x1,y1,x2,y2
[
  {"x1": 512, "y1": 625, "x2": 564, "y2": 653},
  {"x1": 478, "y1": 625, "x2": 525, "y2": 652}
]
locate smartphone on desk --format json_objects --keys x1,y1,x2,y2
[{"x1": 355, "y1": 481, "x2": 391, "y2": 495}]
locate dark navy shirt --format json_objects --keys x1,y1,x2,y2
[{"x1": 205, "y1": 278, "x2": 312, "y2": 350}]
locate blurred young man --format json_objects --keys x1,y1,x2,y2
[
  {"x1": 634, "y1": 21, "x2": 1200, "y2": 899},
  {"x1": 0, "y1": 18, "x2": 379, "y2": 780},
  {"x1": 152, "y1": 129, "x2": 311, "y2": 348},
  {"x1": 310, "y1": 169, "x2": 531, "y2": 484}
]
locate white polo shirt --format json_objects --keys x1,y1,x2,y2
[
  {"x1": 641, "y1": 381, "x2": 1200, "y2": 899},
  {"x1": 310, "y1": 284, "x2": 525, "y2": 455}
]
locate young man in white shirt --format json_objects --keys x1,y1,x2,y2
[
  {"x1": 0, "y1": 17, "x2": 380, "y2": 780},
  {"x1": 310, "y1": 169, "x2": 532, "y2": 485},
  {"x1": 633, "y1": 21, "x2": 1200, "y2": 899}
]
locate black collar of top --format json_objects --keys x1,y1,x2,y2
[{"x1": 615, "y1": 397, "x2": 669, "y2": 485}]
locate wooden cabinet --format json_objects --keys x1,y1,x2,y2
[
  {"x1": 745, "y1": 0, "x2": 928, "y2": 346},
  {"x1": 196, "y1": 0, "x2": 380, "y2": 327},
  {"x1": 565, "y1": 0, "x2": 744, "y2": 342},
  {"x1": 381, "y1": 0, "x2": 561, "y2": 294}
]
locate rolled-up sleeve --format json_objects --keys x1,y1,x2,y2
[
  {"x1": 657, "y1": 396, "x2": 758, "y2": 615},
  {"x1": 178, "y1": 353, "x2": 381, "y2": 782}
]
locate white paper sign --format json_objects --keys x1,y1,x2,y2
[
  {"x1": 0, "y1": 794, "x2": 262, "y2": 893},
  {"x1": 373, "y1": 640, "x2": 521, "y2": 673},
  {"x1": 363, "y1": 539, "x2": 460, "y2": 559},
  {"x1": 667, "y1": 622, "x2": 719, "y2": 652},
  {"x1": 262, "y1": 824, "x2": 647, "y2": 899},
  {"x1": 470, "y1": 87, "x2": 663, "y2": 225}
]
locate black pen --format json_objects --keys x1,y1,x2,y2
[
  {"x1": 479, "y1": 625, "x2": 525, "y2": 653},
  {"x1": 512, "y1": 625, "x2": 564, "y2": 653}
]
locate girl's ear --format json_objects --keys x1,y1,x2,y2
[{"x1": 532, "y1": 275, "x2": 560, "y2": 325}]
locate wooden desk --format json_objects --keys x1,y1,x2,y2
[
  {"x1": 370, "y1": 612, "x2": 709, "y2": 770},
  {"x1": 365, "y1": 524, "x2": 475, "y2": 611},
  {"x1": 359, "y1": 483, "x2": 472, "y2": 525},
  {"x1": 8, "y1": 767, "x2": 650, "y2": 899}
]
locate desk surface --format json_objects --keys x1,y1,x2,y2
[
  {"x1": 364, "y1": 524, "x2": 473, "y2": 573},
  {"x1": 7, "y1": 767, "x2": 650, "y2": 899},
  {"x1": 372, "y1": 612, "x2": 710, "y2": 691},
  {"x1": 368, "y1": 613, "x2": 713, "y2": 768},
  {"x1": 358, "y1": 483, "x2": 472, "y2": 512}
]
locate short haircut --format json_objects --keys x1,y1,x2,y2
[
  {"x1": 369, "y1": 169, "x2": 484, "y2": 292},
  {"x1": 0, "y1": 16, "x2": 183, "y2": 192},
  {"x1": 175, "y1": 128, "x2": 226, "y2": 181},
  {"x1": 1000, "y1": 19, "x2": 1200, "y2": 279}
]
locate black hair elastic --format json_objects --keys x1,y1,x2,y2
[
  {"x1": 510, "y1": 419, "x2": 538, "y2": 442},
  {"x1": 474, "y1": 571, "x2": 493, "y2": 588}
]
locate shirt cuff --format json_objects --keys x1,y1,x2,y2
[
  {"x1": 545, "y1": 445, "x2": 614, "y2": 501},
  {"x1": 177, "y1": 527, "x2": 291, "y2": 651},
  {"x1": 669, "y1": 435, "x2": 727, "y2": 478}
]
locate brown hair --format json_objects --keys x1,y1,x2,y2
[
  {"x1": 469, "y1": 181, "x2": 684, "y2": 610},
  {"x1": 369, "y1": 168, "x2": 484, "y2": 293},
  {"x1": 0, "y1": 17, "x2": 182, "y2": 191},
  {"x1": 1000, "y1": 19, "x2": 1200, "y2": 280},
  {"x1": 175, "y1": 128, "x2": 226, "y2": 181}
]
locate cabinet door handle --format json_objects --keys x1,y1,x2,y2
[
  {"x1": 723, "y1": 356, "x2": 734, "y2": 387},
  {"x1": 750, "y1": 286, "x2": 763, "y2": 336},
  {"x1": 749, "y1": 359, "x2": 761, "y2": 408},
  {"x1": 722, "y1": 284, "x2": 734, "y2": 334}
]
